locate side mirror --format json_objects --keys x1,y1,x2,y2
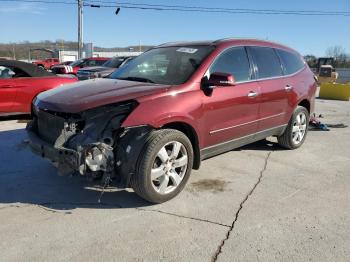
[{"x1": 207, "y1": 72, "x2": 235, "y2": 88}]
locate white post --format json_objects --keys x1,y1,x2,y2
[{"x1": 78, "y1": 0, "x2": 84, "y2": 59}]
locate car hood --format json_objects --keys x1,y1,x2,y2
[{"x1": 35, "y1": 78, "x2": 171, "y2": 113}]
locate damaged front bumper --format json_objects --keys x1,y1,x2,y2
[
  {"x1": 26, "y1": 100, "x2": 153, "y2": 187},
  {"x1": 26, "y1": 121, "x2": 113, "y2": 176}
]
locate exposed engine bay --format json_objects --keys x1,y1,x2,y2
[{"x1": 27, "y1": 100, "x2": 152, "y2": 187}]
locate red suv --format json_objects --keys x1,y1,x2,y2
[
  {"x1": 33, "y1": 58, "x2": 60, "y2": 70},
  {"x1": 27, "y1": 39, "x2": 317, "y2": 203}
]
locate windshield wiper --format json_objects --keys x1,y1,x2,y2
[{"x1": 117, "y1": 76, "x2": 155, "y2": 83}]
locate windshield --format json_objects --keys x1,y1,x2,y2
[
  {"x1": 103, "y1": 57, "x2": 128, "y2": 68},
  {"x1": 109, "y1": 46, "x2": 214, "y2": 85},
  {"x1": 70, "y1": 59, "x2": 84, "y2": 67}
]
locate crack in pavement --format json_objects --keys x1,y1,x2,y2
[
  {"x1": 0, "y1": 202, "x2": 123, "y2": 214},
  {"x1": 212, "y1": 151, "x2": 272, "y2": 262},
  {"x1": 137, "y1": 208, "x2": 231, "y2": 228},
  {"x1": 1, "y1": 202, "x2": 230, "y2": 228}
]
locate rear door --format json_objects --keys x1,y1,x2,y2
[
  {"x1": 275, "y1": 48, "x2": 307, "y2": 117},
  {"x1": 201, "y1": 46, "x2": 260, "y2": 148},
  {"x1": 247, "y1": 46, "x2": 288, "y2": 132}
]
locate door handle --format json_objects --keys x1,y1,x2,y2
[
  {"x1": 285, "y1": 84, "x2": 293, "y2": 91},
  {"x1": 247, "y1": 91, "x2": 258, "y2": 98}
]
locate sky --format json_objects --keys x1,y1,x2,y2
[{"x1": 0, "y1": 0, "x2": 349, "y2": 56}]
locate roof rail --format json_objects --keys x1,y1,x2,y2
[
  {"x1": 157, "y1": 41, "x2": 186, "y2": 47},
  {"x1": 213, "y1": 37, "x2": 286, "y2": 47}
]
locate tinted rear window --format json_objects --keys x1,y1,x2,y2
[
  {"x1": 276, "y1": 49, "x2": 305, "y2": 75},
  {"x1": 249, "y1": 47, "x2": 282, "y2": 79}
]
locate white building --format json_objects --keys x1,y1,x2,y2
[{"x1": 58, "y1": 50, "x2": 142, "y2": 62}]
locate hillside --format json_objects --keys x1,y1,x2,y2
[{"x1": 0, "y1": 40, "x2": 153, "y2": 60}]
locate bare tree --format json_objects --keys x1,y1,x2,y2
[
  {"x1": 304, "y1": 54, "x2": 317, "y2": 68},
  {"x1": 325, "y1": 46, "x2": 349, "y2": 67},
  {"x1": 325, "y1": 46, "x2": 346, "y2": 59}
]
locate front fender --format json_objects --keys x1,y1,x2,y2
[{"x1": 122, "y1": 89, "x2": 204, "y2": 147}]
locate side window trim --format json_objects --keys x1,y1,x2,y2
[
  {"x1": 273, "y1": 48, "x2": 286, "y2": 76},
  {"x1": 245, "y1": 46, "x2": 257, "y2": 81},
  {"x1": 206, "y1": 46, "x2": 255, "y2": 84}
]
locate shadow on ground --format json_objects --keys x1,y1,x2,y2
[
  {"x1": 0, "y1": 128, "x2": 151, "y2": 211},
  {"x1": 238, "y1": 139, "x2": 284, "y2": 151},
  {"x1": 0, "y1": 127, "x2": 281, "y2": 212},
  {"x1": 0, "y1": 114, "x2": 31, "y2": 122}
]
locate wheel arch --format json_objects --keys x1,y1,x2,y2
[
  {"x1": 298, "y1": 99, "x2": 310, "y2": 113},
  {"x1": 162, "y1": 121, "x2": 201, "y2": 170}
]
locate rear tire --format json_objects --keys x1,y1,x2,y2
[
  {"x1": 131, "y1": 129, "x2": 193, "y2": 203},
  {"x1": 278, "y1": 106, "x2": 309, "y2": 149}
]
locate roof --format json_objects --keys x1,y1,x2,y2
[
  {"x1": 157, "y1": 38, "x2": 295, "y2": 52},
  {"x1": 158, "y1": 40, "x2": 215, "y2": 47},
  {"x1": 0, "y1": 59, "x2": 54, "y2": 77}
]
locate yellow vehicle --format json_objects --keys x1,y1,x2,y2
[{"x1": 316, "y1": 58, "x2": 350, "y2": 101}]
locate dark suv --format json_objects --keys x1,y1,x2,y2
[
  {"x1": 27, "y1": 38, "x2": 317, "y2": 203},
  {"x1": 76, "y1": 56, "x2": 134, "y2": 80}
]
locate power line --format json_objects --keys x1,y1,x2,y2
[
  {"x1": 86, "y1": 0, "x2": 350, "y2": 15},
  {"x1": 87, "y1": 2, "x2": 350, "y2": 17},
  {"x1": 1, "y1": 0, "x2": 350, "y2": 16}
]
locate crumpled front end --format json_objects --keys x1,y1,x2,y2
[{"x1": 27, "y1": 99, "x2": 141, "y2": 182}]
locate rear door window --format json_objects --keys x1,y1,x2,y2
[
  {"x1": 249, "y1": 46, "x2": 283, "y2": 79},
  {"x1": 276, "y1": 49, "x2": 305, "y2": 75},
  {"x1": 209, "y1": 47, "x2": 251, "y2": 82}
]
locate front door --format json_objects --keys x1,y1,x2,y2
[{"x1": 201, "y1": 46, "x2": 260, "y2": 149}]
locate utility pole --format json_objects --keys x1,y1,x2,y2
[
  {"x1": 78, "y1": 0, "x2": 83, "y2": 59},
  {"x1": 12, "y1": 45, "x2": 16, "y2": 60}
]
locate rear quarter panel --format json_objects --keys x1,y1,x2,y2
[{"x1": 287, "y1": 66, "x2": 317, "y2": 118}]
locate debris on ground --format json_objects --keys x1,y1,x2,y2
[{"x1": 309, "y1": 114, "x2": 348, "y2": 131}]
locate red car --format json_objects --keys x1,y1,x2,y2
[
  {"x1": 51, "y1": 57, "x2": 110, "y2": 75},
  {"x1": 32, "y1": 58, "x2": 60, "y2": 70},
  {"x1": 27, "y1": 39, "x2": 317, "y2": 203},
  {"x1": 0, "y1": 60, "x2": 77, "y2": 116}
]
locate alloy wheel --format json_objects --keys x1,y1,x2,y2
[
  {"x1": 151, "y1": 141, "x2": 188, "y2": 195},
  {"x1": 292, "y1": 112, "x2": 307, "y2": 145}
]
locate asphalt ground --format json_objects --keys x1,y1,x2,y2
[{"x1": 0, "y1": 98, "x2": 349, "y2": 261}]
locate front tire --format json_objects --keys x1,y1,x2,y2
[
  {"x1": 131, "y1": 129, "x2": 194, "y2": 203},
  {"x1": 278, "y1": 106, "x2": 309, "y2": 149}
]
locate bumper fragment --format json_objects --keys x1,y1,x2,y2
[{"x1": 26, "y1": 123, "x2": 81, "y2": 174}]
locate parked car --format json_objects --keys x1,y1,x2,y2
[
  {"x1": 33, "y1": 58, "x2": 60, "y2": 70},
  {"x1": 27, "y1": 39, "x2": 317, "y2": 203},
  {"x1": 77, "y1": 56, "x2": 134, "y2": 80},
  {"x1": 0, "y1": 59, "x2": 77, "y2": 116},
  {"x1": 56, "y1": 61, "x2": 73, "y2": 66},
  {"x1": 51, "y1": 57, "x2": 110, "y2": 75}
]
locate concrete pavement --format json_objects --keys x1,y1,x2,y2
[{"x1": 0, "y1": 99, "x2": 349, "y2": 261}]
